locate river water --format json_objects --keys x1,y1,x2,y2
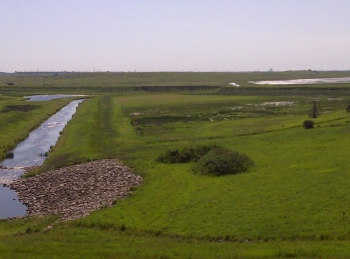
[{"x1": 0, "y1": 97, "x2": 84, "y2": 219}]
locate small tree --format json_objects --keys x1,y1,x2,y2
[
  {"x1": 303, "y1": 120, "x2": 314, "y2": 129},
  {"x1": 346, "y1": 100, "x2": 350, "y2": 113},
  {"x1": 309, "y1": 100, "x2": 320, "y2": 118}
]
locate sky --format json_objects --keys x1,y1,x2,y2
[{"x1": 1, "y1": 0, "x2": 350, "y2": 72}]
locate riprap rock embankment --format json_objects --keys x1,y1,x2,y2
[{"x1": 9, "y1": 159, "x2": 143, "y2": 221}]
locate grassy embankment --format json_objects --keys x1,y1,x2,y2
[{"x1": 2, "y1": 71, "x2": 350, "y2": 257}]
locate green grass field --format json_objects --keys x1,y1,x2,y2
[{"x1": 1, "y1": 71, "x2": 350, "y2": 258}]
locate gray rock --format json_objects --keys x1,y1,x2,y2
[{"x1": 9, "y1": 159, "x2": 143, "y2": 221}]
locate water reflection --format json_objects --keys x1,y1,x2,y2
[
  {"x1": 25, "y1": 94, "x2": 86, "y2": 102},
  {"x1": 0, "y1": 186, "x2": 27, "y2": 219}
]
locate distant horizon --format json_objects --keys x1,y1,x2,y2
[
  {"x1": 2, "y1": 1, "x2": 350, "y2": 73},
  {"x1": 2, "y1": 69, "x2": 350, "y2": 74}
]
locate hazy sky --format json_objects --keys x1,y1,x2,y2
[{"x1": 1, "y1": 0, "x2": 350, "y2": 72}]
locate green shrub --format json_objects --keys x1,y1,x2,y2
[
  {"x1": 303, "y1": 120, "x2": 314, "y2": 129},
  {"x1": 157, "y1": 145, "x2": 218, "y2": 164},
  {"x1": 192, "y1": 145, "x2": 219, "y2": 161},
  {"x1": 157, "y1": 149, "x2": 181, "y2": 163},
  {"x1": 158, "y1": 145, "x2": 254, "y2": 176},
  {"x1": 346, "y1": 100, "x2": 350, "y2": 113},
  {"x1": 120, "y1": 224, "x2": 126, "y2": 231},
  {"x1": 192, "y1": 147, "x2": 254, "y2": 176}
]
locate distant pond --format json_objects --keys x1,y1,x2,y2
[
  {"x1": 0, "y1": 95, "x2": 84, "y2": 219},
  {"x1": 249, "y1": 77, "x2": 350, "y2": 85},
  {"x1": 25, "y1": 94, "x2": 86, "y2": 102}
]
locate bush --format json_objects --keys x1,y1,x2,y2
[
  {"x1": 192, "y1": 147, "x2": 254, "y2": 176},
  {"x1": 158, "y1": 145, "x2": 254, "y2": 176},
  {"x1": 157, "y1": 145, "x2": 218, "y2": 164},
  {"x1": 346, "y1": 101, "x2": 350, "y2": 113},
  {"x1": 156, "y1": 149, "x2": 185, "y2": 163},
  {"x1": 303, "y1": 120, "x2": 314, "y2": 129}
]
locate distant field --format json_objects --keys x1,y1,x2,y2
[
  {"x1": 1, "y1": 71, "x2": 350, "y2": 258},
  {"x1": 1, "y1": 70, "x2": 350, "y2": 94}
]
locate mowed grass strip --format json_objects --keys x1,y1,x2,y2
[
  {"x1": 40, "y1": 95, "x2": 142, "y2": 171},
  {"x1": 40, "y1": 96, "x2": 116, "y2": 170},
  {"x1": 2, "y1": 224, "x2": 350, "y2": 258}
]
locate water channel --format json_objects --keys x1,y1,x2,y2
[{"x1": 0, "y1": 96, "x2": 84, "y2": 219}]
